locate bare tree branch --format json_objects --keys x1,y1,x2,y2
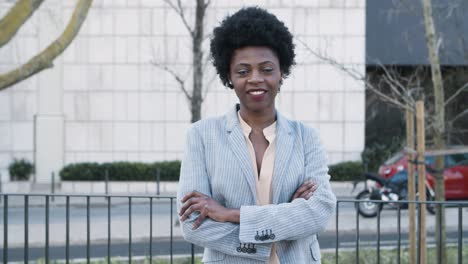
[
  {"x1": 164, "y1": 0, "x2": 194, "y2": 37},
  {"x1": 0, "y1": 0, "x2": 93, "y2": 91},
  {"x1": 297, "y1": 37, "x2": 411, "y2": 111},
  {"x1": 0, "y1": 0, "x2": 45, "y2": 47},
  {"x1": 448, "y1": 108, "x2": 468, "y2": 125},
  {"x1": 444, "y1": 81, "x2": 468, "y2": 106},
  {"x1": 151, "y1": 61, "x2": 192, "y2": 101}
]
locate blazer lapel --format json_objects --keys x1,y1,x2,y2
[
  {"x1": 225, "y1": 105, "x2": 257, "y2": 201},
  {"x1": 272, "y1": 112, "x2": 294, "y2": 204}
]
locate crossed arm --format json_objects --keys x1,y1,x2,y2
[{"x1": 180, "y1": 179, "x2": 317, "y2": 229}]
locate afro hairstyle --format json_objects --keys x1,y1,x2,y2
[{"x1": 210, "y1": 7, "x2": 296, "y2": 89}]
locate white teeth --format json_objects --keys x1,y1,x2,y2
[{"x1": 249, "y1": 90, "x2": 265, "y2": 95}]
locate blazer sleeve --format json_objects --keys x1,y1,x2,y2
[
  {"x1": 177, "y1": 126, "x2": 272, "y2": 261},
  {"x1": 238, "y1": 126, "x2": 336, "y2": 243}
]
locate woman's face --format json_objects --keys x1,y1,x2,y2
[{"x1": 229, "y1": 46, "x2": 282, "y2": 115}]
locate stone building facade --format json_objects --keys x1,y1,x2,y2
[{"x1": 0, "y1": 0, "x2": 365, "y2": 182}]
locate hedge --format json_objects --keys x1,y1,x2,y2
[
  {"x1": 328, "y1": 161, "x2": 364, "y2": 182},
  {"x1": 60, "y1": 161, "x2": 181, "y2": 181}
]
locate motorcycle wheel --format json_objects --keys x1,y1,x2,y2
[
  {"x1": 355, "y1": 190, "x2": 382, "y2": 218},
  {"x1": 426, "y1": 189, "x2": 436, "y2": 215}
]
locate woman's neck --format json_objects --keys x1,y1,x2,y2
[{"x1": 238, "y1": 108, "x2": 276, "y2": 131}]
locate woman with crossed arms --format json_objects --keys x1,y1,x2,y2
[{"x1": 177, "y1": 7, "x2": 336, "y2": 264}]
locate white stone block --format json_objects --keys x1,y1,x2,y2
[
  {"x1": 89, "y1": 37, "x2": 114, "y2": 63},
  {"x1": 147, "y1": 36, "x2": 166, "y2": 63},
  {"x1": 344, "y1": 92, "x2": 364, "y2": 121},
  {"x1": 344, "y1": 122, "x2": 364, "y2": 152},
  {"x1": 141, "y1": 0, "x2": 167, "y2": 7},
  {"x1": 87, "y1": 65, "x2": 103, "y2": 91},
  {"x1": 151, "y1": 123, "x2": 165, "y2": 151},
  {"x1": 165, "y1": 93, "x2": 177, "y2": 121},
  {"x1": 113, "y1": 93, "x2": 127, "y2": 120},
  {"x1": 139, "y1": 123, "x2": 152, "y2": 151},
  {"x1": 318, "y1": 123, "x2": 343, "y2": 152},
  {"x1": 74, "y1": 38, "x2": 90, "y2": 64},
  {"x1": 344, "y1": 37, "x2": 365, "y2": 64},
  {"x1": 127, "y1": 37, "x2": 140, "y2": 63},
  {"x1": 101, "y1": 123, "x2": 114, "y2": 151},
  {"x1": 0, "y1": 123, "x2": 12, "y2": 149},
  {"x1": 88, "y1": 152, "x2": 114, "y2": 163},
  {"x1": 201, "y1": 92, "x2": 217, "y2": 118},
  {"x1": 0, "y1": 153, "x2": 12, "y2": 171},
  {"x1": 165, "y1": 123, "x2": 189, "y2": 152},
  {"x1": 115, "y1": 37, "x2": 128, "y2": 63},
  {"x1": 139, "y1": 92, "x2": 165, "y2": 121},
  {"x1": 139, "y1": 65, "x2": 153, "y2": 91},
  {"x1": 177, "y1": 93, "x2": 191, "y2": 121},
  {"x1": 320, "y1": 36, "x2": 344, "y2": 63},
  {"x1": 0, "y1": 41, "x2": 15, "y2": 64},
  {"x1": 88, "y1": 123, "x2": 102, "y2": 151},
  {"x1": 269, "y1": 9, "x2": 293, "y2": 30},
  {"x1": 113, "y1": 122, "x2": 139, "y2": 151},
  {"x1": 86, "y1": 8, "x2": 102, "y2": 35},
  {"x1": 127, "y1": 153, "x2": 141, "y2": 162},
  {"x1": 64, "y1": 65, "x2": 88, "y2": 91},
  {"x1": 115, "y1": 9, "x2": 140, "y2": 35},
  {"x1": 319, "y1": 92, "x2": 344, "y2": 121},
  {"x1": 65, "y1": 123, "x2": 88, "y2": 151},
  {"x1": 327, "y1": 151, "x2": 344, "y2": 166},
  {"x1": 343, "y1": 151, "x2": 361, "y2": 161},
  {"x1": 293, "y1": 92, "x2": 319, "y2": 121},
  {"x1": 101, "y1": 9, "x2": 114, "y2": 34},
  {"x1": 294, "y1": 0, "x2": 319, "y2": 7},
  {"x1": 344, "y1": 9, "x2": 365, "y2": 36},
  {"x1": 0, "y1": 93, "x2": 11, "y2": 121},
  {"x1": 292, "y1": 8, "x2": 307, "y2": 35},
  {"x1": 165, "y1": 9, "x2": 188, "y2": 36},
  {"x1": 114, "y1": 65, "x2": 139, "y2": 91},
  {"x1": 63, "y1": 93, "x2": 75, "y2": 120},
  {"x1": 319, "y1": 9, "x2": 344, "y2": 36},
  {"x1": 276, "y1": 91, "x2": 293, "y2": 119},
  {"x1": 127, "y1": 93, "x2": 139, "y2": 120},
  {"x1": 112, "y1": 152, "x2": 127, "y2": 161},
  {"x1": 152, "y1": 8, "x2": 165, "y2": 35},
  {"x1": 318, "y1": 64, "x2": 344, "y2": 91},
  {"x1": 89, "y1": 92, "x2": 113, "y2": 121},
  {"x1": 101, "y1": 65, "x2": 115, "y2": 91},
  {"x1": 74, "y1": 93, "x2": 90, "y2": 121},
  {"x1": 12, "y1": 92, "x2": 36, "y2": 120},
  {"x1": 63, "y1": 39, "x2": 76, "y2": 63},
  {"x1": 12, "y1": 122, "x2": 33, "y2": 151}
]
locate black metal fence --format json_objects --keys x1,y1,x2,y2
[{"x1": 1, "y1": 193, "x2": 466, "y2": 264}]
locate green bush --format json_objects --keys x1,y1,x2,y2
[
  {"x1": 328, "y1": 161, "x2": 364, "y2": 182},
  {"x1": 60, "y1": 161, "x2": 181, "y2": 181},
  {"x1": 8, "y1": 158, "x2": 34, "y2": 181}
]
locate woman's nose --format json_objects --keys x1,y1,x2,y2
[{"x1": 247, "y1": 71, "x2": 264, "y2": 83}]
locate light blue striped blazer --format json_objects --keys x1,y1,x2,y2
[{"x1": 177, "y1": 105, "x2": 336, "y2": 263}]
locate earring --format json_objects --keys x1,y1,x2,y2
[{"x1": 228, "y1": 80, "x2": 233, "y2": 87}]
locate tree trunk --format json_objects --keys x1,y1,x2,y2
[
  {"x1": 190, "y1": 0, "x2": 206, "y2": 123},
  {"x1": 421, "y1": 0, "x2": 446, "y2": 263}
]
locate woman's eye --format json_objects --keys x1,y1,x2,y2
[
  {"x1": 263, "y1": 68, "x2": 273, "y2": 73},
  {"x1": 237, "y1": 69, "x2": 248, "y2": 75}
]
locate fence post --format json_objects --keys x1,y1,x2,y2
[
  {"x1": 406, "y1": 108, "x2": 416, "y2": 264},
  {"x1": 0, "y1": 172, "x2": 2, "y2": 203},
  {"x1": 51, "y1": 172, "x2": 55, "y2": 202},
  {"x1": 105, "y1": 169, "x2": 109, "y2": 195},
  {"x1": 416, "y1": 101, "x2": 427, "y2": 264}
]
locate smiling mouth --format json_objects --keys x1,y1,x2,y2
[{"x1": 248, "y1": 90, "x2": 266, "y2": 95}]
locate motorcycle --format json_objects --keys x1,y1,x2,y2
[{"x1": 355, "y1": 172, "x2": 436, "y2": 218}]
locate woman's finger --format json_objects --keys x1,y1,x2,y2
[
  {"x1": 181, "y1": 191, "x2": 204, "y2": 203},
  {"x1": 179, "y1": 197, "x2": 200, "y2": 216},
  {"x1": 193, "y1": 205, "x2": 209, "y2": 229}
]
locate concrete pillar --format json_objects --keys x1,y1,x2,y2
[{"x1": 34, "y1": 1, "x2": 64, "y2": 183}]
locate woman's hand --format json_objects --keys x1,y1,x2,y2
[
  {"x1": 290, "y1": 179, "x2": 318, "y2": 201},
  {"x1": 179, "y1": 191, "x2": 240, "y2": 229}
]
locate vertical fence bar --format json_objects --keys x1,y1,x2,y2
[
  {"x1": 417, "y1": 203, "x2": 421, "y2": 264},
  {"x1": 191, "y1": 244, "x2": 195, "y2": 264},
  {"x1": 170, "y1": 197, "x2": 174, "y2": 264},
  {"x1": 129, "y1": 197, "x2": 132, "y2": 264},
  {"x1": 24, "y1": 195, "x2": 29, "y2": 264},
  {"x1": 355, "y1": 201, "x2": 360, "y2": 263},
  {"x1": 87, "y1": 196, "x2": 90, "y2": 264},
  {"x1": 150, "y1": 197, "x2": 153, "y2": 264},
  {"x1": 66, "y1": 196, "x2": 70, "y2": 264},
  {"x1": 335, "y1": 201, "x2": 339, "y2": 264},
  {"x1": 45, "y1": 195, "x2": 50, "y2": 264},
  {"x1": 438, "y1": 203, "x2": 442, "y2": 264},
  {"x1": 3, "y1": 195, "x2": 8, "y2": 264},
  {"x1": 377, "y1": 203, "x2": 381, "y2": 264},
  {"x1": 397, "y1": 204, "x2": 401, "y2": 264},
  {"x1": 51, "y1": 173, "x2": 55, "y2": 202},
  {"x1": 458, "y1": 204, "x2": 463, "y2": 264},
  {"x1": 107, "y1": 196, "x2": 111, "y2": 264},
  {"x1": 156, "y1": 169, "x2": 161, "y2": 195}
]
